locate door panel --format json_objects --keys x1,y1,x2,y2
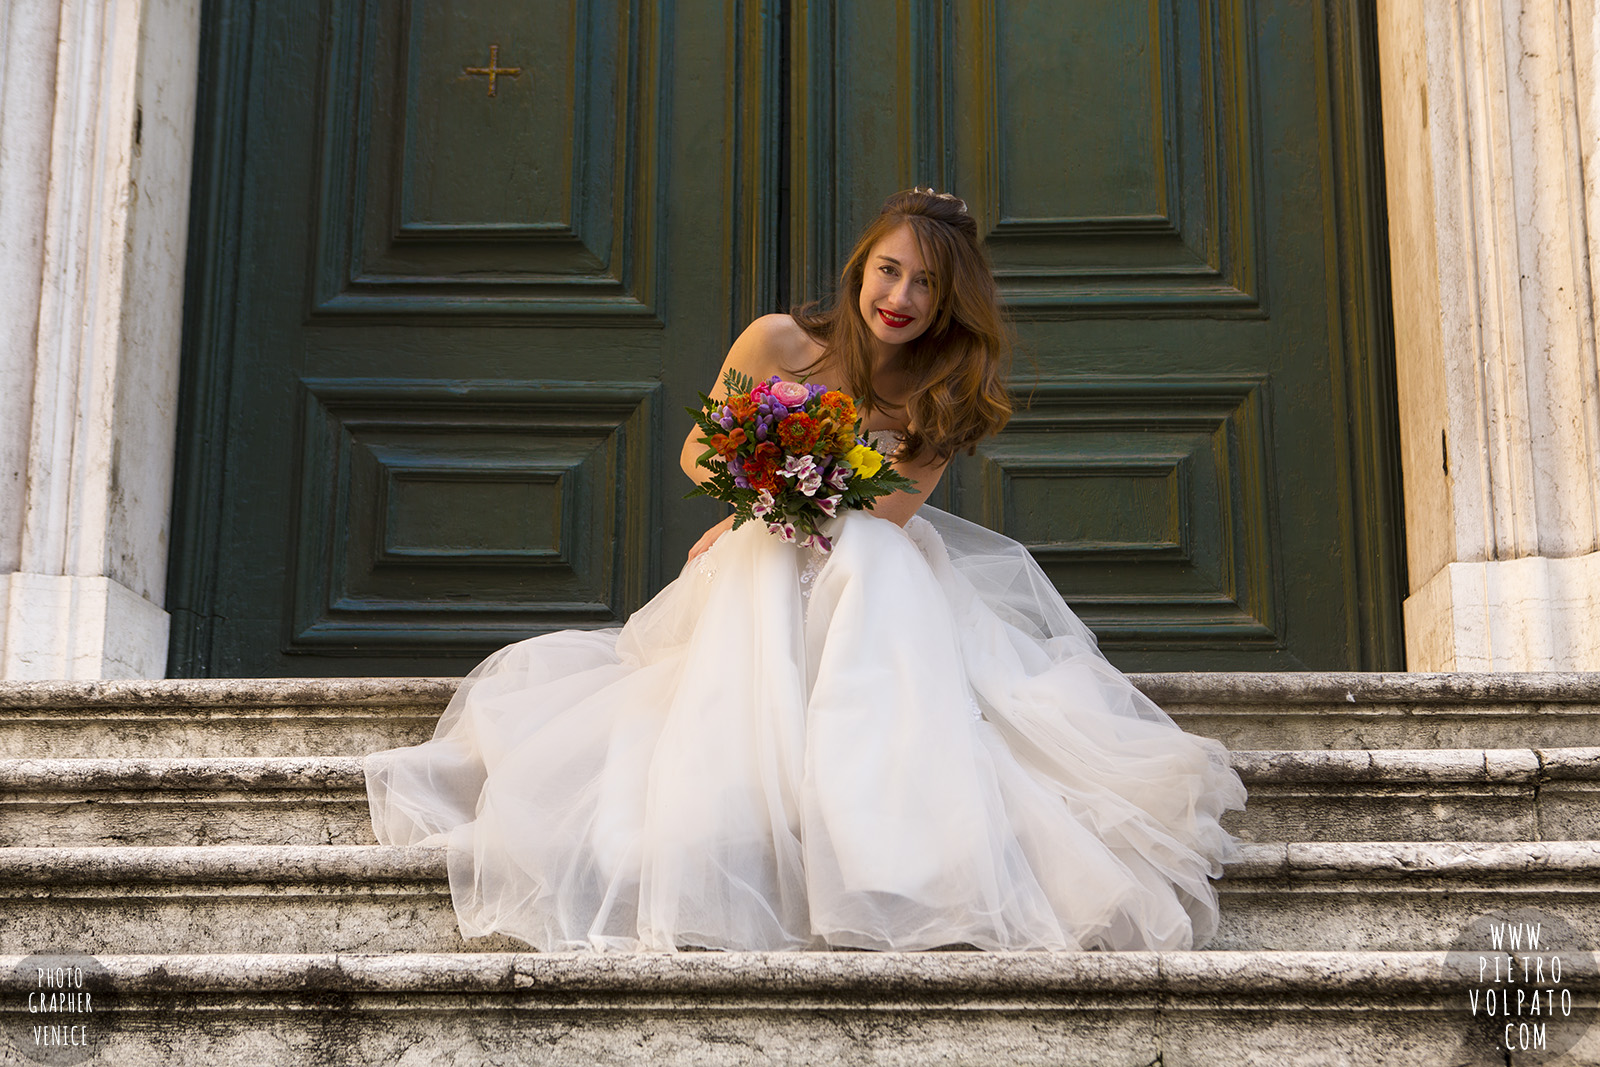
[
  {"x1": 792, "y1": 0, "x2": 1401, "y2": 669},
  {"x1": 290, "y1": 378, "x2": 657, "y2": 651},
  {"x1": 172, "y1": 0, "x2": 774, "y2": 674},
  {"x1": 314, "y1": 0, "x2": 656, "y2": 317}
]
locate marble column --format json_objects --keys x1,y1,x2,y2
[
  {"x1": 0, "y1": 0, "x2": 200, "y2": 679},
  {"x1": 1380, "y1": 0, "x2": 1600, "y2": 670}
]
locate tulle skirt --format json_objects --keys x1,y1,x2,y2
[{"x1": 364, "y1": 507, "x2": 1247, "y2": 952}]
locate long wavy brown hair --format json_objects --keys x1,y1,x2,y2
[{"x1": 792, "y1": 188, "x2": 1013, "y2": 463}]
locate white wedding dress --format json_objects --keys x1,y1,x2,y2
[{"x1": 365, "y1": 504, "x2": 1247, "y2": 953}]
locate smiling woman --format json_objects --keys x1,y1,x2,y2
[
  {"x1": 790, "y1": 189, "x2": 1014, "y2": 474},
  {"x1": 678, "y1": 190, "x2": 1016, "y2": 547},
  {"x1": 859, "y1": 231, "x2": 932, "y2": 338},
  {"x1": 365, "y1": 188, "x2": 1248, "y2": 954}
]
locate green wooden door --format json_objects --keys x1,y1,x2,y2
[
  {"x1": 171, "y1": 0, "x2": 1401, "y2": 675},
  {"x1": 170, "y1": 0, "x2": 777, "y2": 675},
  {"x1": 789, "y1": 0, "x2": 1402, "y2": 670}
]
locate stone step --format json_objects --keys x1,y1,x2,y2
[
  {"x1": 1230, "y1": 746, "x2": 1600, "y2": 843},
  {"x1": 1152, "y1": 671, "x2": 1600, "y2": 750},
  {"x1": 8, "y1": 749, "x2": 1600, "y2": 847},
  {"x1": 0, "y1": 678, "x2": 448, "y2": 758},
  {"x1": 5, "y1": 842, "x2": 1600, "y2": 955},
  {"x1": 0, "y1": 758, "x2": 376, "y2": 847},
  {"x1": 3, "y1": 950, "x2": 1590, "y2": 1066},
  {"x1": 4, "y1": 673, "x2": 1600, "y2": 757}
]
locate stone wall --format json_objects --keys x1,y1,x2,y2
[
  {"x1": 0, "y1": 0, "x2": 200, "y2": 679},
  {"x1": 1379, "y1": 0, "x2": 1600, "y2": 670}
]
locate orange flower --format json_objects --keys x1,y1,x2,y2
[
  {"x1": 818, "y1": 391, "x2": 857, "y2": 425},
  {"x1": 777, "y1": 413, "x2": 822, "y2": 453},
  {"x1": 811, "y1": 418, "x2": 854, "y2": 457},
  {"x1": 708, "y1": 427, "x2": 748, "y2": 457},
  {"x1": 743, "y1": 441, "x2": 783, "y2": 492},
  {"x1": 726, "y1": 395, "x2": 759, "y2": 421}
]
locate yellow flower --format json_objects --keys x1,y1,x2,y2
[{"x1": 845, "y1": 444, "x2": 884, "y2": 479}]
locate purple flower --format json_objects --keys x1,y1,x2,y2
[
  {"x1": 718, "y1": 413, "x2": 735, "y2": 429},
  {"x1": 826, "y1": 464, "x2": 851, "y2": 491},
  {"x1": 816, "y1": 494, "x2": 840, "y2": 517}
]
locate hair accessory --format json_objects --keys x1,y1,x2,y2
[{"x1": 912, "y1": 186, "x2": 968, "y2": 214}]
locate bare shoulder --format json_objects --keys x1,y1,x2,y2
[
  {"x1": 739, "y1": 313, "x2": 822, "y2": 375},
  {"x1": 743, "y1": 311, "x2": 802, "y2": 341},
  {"x1": 708, "y1": 314, "x2": 815, "y2": 399}
]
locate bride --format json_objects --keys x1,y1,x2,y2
[{"x1": 365, "y1": 188, "x2": 1247, "y2": 953}]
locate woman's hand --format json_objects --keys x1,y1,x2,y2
[{"x1": 687, "y1": 514, "x2": 737, "y2": 562}]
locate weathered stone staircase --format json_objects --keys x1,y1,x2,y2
[{"x1": 3, "y1": 674, "x2": 1598, "y2": 1065}]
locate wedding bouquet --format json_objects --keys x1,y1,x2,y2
[{"x1": 687, "y1": 370, "x2": 918, "y2": 551}]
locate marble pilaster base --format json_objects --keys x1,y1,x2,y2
[
  {"x1": 1, "y1": 573, "x2": 169, "y2": 679},
  {"x1": 1405, "y1": 552, "x2": 1600, "y2": 671}
]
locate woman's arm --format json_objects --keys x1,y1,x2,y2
[
  {"x1": 681, "y1": 314, "x2": 807, "y2": 562},
  {"x1": 865, "y1": 446, "x2": 949, "y2": 527},
  {"x1": 680, "y1": 314, "x2": 799, "y2": 486}
]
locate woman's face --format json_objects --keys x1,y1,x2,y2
[{"x1": 858, "y1": 224, "x2": 934, "y2": 349}]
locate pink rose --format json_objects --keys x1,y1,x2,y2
[{"x1": 769, "y1": 380, "x2": 811, "y2": 408}]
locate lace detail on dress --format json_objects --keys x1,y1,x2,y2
[
  {"x1": 691, "y1": 549, "x2": 717, "y2": 582},
  {"x1": 797, "y1": 542, "x2": 827, "y2": 608},
  {"x1": 866, "y1": 429, "x2": 904, "y2": 454}
]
